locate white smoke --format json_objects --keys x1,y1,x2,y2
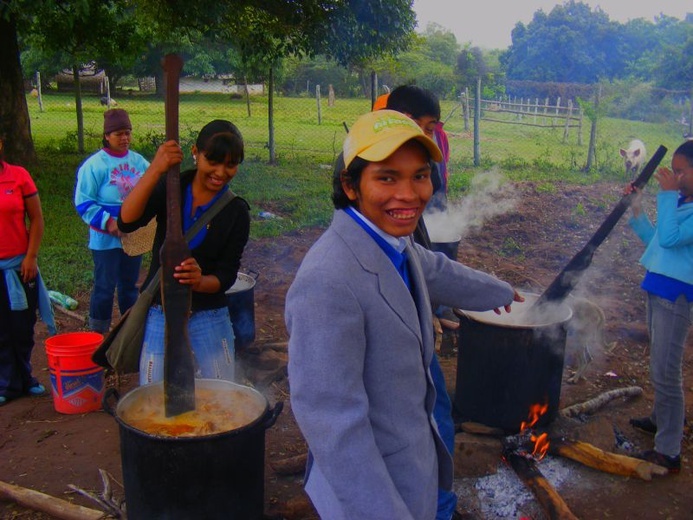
[{"x1": 425, "y1": 168, "x2": 517, "y2": 243}]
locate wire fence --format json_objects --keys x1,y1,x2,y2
[{"x1": 26, "y1": 77, "x2": 692, "y2": 177}]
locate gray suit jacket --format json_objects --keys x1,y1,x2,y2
[{"x1": 286, "y1": 210, "x2": 514, "y2": 519}]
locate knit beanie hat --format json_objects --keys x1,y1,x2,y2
[{"x1": 103, "y1": 109, "x2": 132, "y2": 134}]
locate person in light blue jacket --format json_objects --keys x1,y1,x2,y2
[
  {"x1": 626, "y1": 139, "x2": 693, "y2": 474},
  {"x1": 74, "y1": 109, "x2": 150, "y2": 333}
]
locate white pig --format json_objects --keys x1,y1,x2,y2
[{"x1": 620, "y1": 139, "x2": 646, "y2": 177}]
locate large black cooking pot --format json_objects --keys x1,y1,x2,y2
[
  {"x1": 453, "y1": 292, "x2": 572, "y2": 433},
  {"x1": 104, "y1": 379, "x2": 283, "y2": 520}
]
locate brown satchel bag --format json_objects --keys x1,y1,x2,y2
[{"x1": 92, "y1": 190, "x2": 236, "y2": 373}]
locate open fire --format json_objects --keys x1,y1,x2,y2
[{"x1": 504, "y1": 402, "x2": 551, "y2": 462}]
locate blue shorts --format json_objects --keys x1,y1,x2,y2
[{"x1": 139, "y1": 305, "x2": 235, "y2": 385}]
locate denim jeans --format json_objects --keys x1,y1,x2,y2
[
  {"x1": 430, "y1": 353, "x2": 458, "y2": 519},
  {"x1": 646, "y1": 293, "x2": 692, "y2": 457},
  {"x1": 0, "y1": 274, "x2": 39, "y2": 399},
  {"x1": 139, "y1": 305, "x2": 235, "y2": 385},
  {"x1": 89, "y1": 248, "x2": 142, "y2": 333}
]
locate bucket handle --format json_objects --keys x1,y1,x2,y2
[
  {"x1": 262, "y1": 401, "x2": 284, "y2": 430},
  {"x1": 102, "y1": 387, "x2": 121, "y2": 416}
]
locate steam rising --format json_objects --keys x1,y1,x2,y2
[{"x1": 425, "y1": 168, "x2": 517, "y2": 243}]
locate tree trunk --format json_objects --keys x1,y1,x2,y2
[
  {"x1": 0, "y1": 12, "x2": 37, "y2": 165},
  {"x1": 72, "y1": 66, "x2": 85, "y2": 154}
]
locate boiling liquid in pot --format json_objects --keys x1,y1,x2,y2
[{"x1": 120, "y1": 386, "x2": 265, "y2": 437}]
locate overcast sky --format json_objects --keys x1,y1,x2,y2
[{"x1": 413, "y1": 0, "x2": 692, "y2": 49}]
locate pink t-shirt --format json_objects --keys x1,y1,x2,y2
[{"x1": 0, "y1": 161, "x2": 38, "y2": 259}]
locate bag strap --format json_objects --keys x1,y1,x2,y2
[{"x1": 142, "y1": 189, "x2": 237, "y2": 297}]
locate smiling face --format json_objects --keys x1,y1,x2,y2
[
  {"x1": 104, "y1": 129, "x2": 131, "y2": 153},
  {"x1": 343, "y1": 140, "x2": 433, "y2": 237},
  {"x1": 194, "y1": 145, "x2": 239, "y2": 194}
]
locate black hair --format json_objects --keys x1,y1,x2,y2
[
  {"x1": 197, "y1": 119, "x2": 244, "y2": 165},
  {"x1": 386, "y1": 85, "x2": 441, "y2": 121},
  {"x1": 674, "y1": 140, "x2": 693, "y2": 166},
  {"x1": 332, "y1": 155, "x2": 368, "y2": 209}
]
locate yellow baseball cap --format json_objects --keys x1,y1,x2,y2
[{"x1": 343, "y1": 109, "x2": 443, "y2": 168}]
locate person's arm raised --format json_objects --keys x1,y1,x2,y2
[{"x1": 119, "y1": 140, "x2": 183, "y2": 223}]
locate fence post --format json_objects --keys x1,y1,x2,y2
[
  {"x1": 534, "y1": 97, "x2": 539, "y2": 124},
  {"x1": 371, "y1": 71, "x2": 377, "y2": 109},
  {"x1": 688, "y1": 87, "x2": 693, "y2": 137},
  {"x1": 563, "y1": 99, "x2": 572, "y2": 142},
  {"x1": 578, "y1": 107, "x2": 584, "y2": 146},
  {"x1": 474, "y1": 77, "x2": 481, "y2": 167},
  {"x1": 268, "y1": 66, "x2": 276, "y2": 164},
  {"x1": 316, "y1": 84, "x2": 322, "y2": 125},
  {"x1": 105, "y1": 76, "x2": 111, "y2": 108},
  {"x1": 35, "y1": 71, "x2": 44, "y2": 112},
  {"x1": 586, "y1": 85, "x2": 600, "y2": 171},
  {"x1": 463, "y1": 88, "x2": 470, "y2": 132},
  {"x1": 552, "y1": 97, "x2": 561, "y2": 127}
]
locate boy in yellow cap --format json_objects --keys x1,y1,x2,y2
[{"x1": 286, "y1": 110, "x2": 522, "y2": 519}]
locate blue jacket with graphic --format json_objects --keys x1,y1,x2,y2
[{"x1": 74, "y1": 148, "x2": 149, "y2": 250}]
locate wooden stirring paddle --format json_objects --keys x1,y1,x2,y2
[{"x1": 161, "y1": 53, "x2": 195, "y2": 417}]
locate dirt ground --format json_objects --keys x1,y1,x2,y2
[{"x1": 1, "y1": 181, "x2": 692, "y2": 519}]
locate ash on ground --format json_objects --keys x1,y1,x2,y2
[{"x1": 454, "y1": 456, "x2": 594, "y2": 519}]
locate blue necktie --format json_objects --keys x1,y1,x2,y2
[{"x1": 394, "y1": 249, "x2": 411, "y2": 290}]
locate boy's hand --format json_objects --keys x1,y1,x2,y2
[{"x1": 493, "y1": 289, "x2": 525, "y2": 315}]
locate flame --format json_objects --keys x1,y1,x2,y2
[
  {"x1": 530, "y1": 431, "x2": 549, "y2": 460},
  {"x1": 520, "y1": 402, "x2": 550, "y2": 460},
  {"x1": 520, "y1": 402, "x2": 549, "y2": 431}
]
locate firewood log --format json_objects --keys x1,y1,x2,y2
[
  {"x1": 559, "y1": 386, "x2": 642, "y2": 418},
  {"x1": 548, "y1": 438, "x2": 668, "y2": 481},
  {"x1": 269, "y1": 494, "x2": 315, "y2": 520},
  {"x1": 503, "y1": 450, "x2": 579, "y2": 520},
  {"x1": 0, "y1": 480, "x2": 104, "y2": 520},
  {"x1": 270, "y1": 452, "x2": 308, "y2": 475}
]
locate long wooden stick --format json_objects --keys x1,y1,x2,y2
[
  {"x1": 161, "y1": 53, "x2": 195, "y2": 417},
  {"x1": 532, "y1": 145, "x2": 667, "y2": 309},
  {"x1": 559, "y1": 386, "x2": 643, "y2": 418},
  {"x1": 549, "y1": 438, "x2": 667, "y2": 481},
  {"x1": 0, "y1": 480, "x2": 104, "y2": 520}
]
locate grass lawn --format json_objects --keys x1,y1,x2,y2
[{"x1": 26, "y1": 91, "x2": 686, "y2": 295}]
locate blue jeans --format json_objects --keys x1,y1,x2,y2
[
  {"x1": 430, "y1": 353, "x2": 458, "y2": 519},
  {"x1": 646, "y1": 293, "x2": 692, "y2": 457},
  {"x1": 139, "y1": 305, "x2": 235, "y2": 385},
  {"x1": 90, "y1": 248, "x2": 142, "y2": 332}
]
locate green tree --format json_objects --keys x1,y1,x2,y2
[
  {"x1": 4, "y1": 0, "x2": 417, "y2": 162},
  {"x1": 503, "y1": 0, "x2": 619, "y2": 83}
]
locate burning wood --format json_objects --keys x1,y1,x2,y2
[
  {"x1": 501, "y1": 436, "x2": 579, "y2": 520},
  {"x1": 501, "y1": 403, "x2": 579, "y2": 519}
]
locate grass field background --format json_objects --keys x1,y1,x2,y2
[{"x1": 24, "y1": 92, "x2": 686, "y2": 296}]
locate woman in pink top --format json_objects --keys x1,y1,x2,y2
[{"x1": 0, "y1": 136, "x2": 54, "y2": 406}]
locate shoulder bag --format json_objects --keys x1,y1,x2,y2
[{"x1": 92, "y1": 190, "x2": 237, "y2": 373}]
